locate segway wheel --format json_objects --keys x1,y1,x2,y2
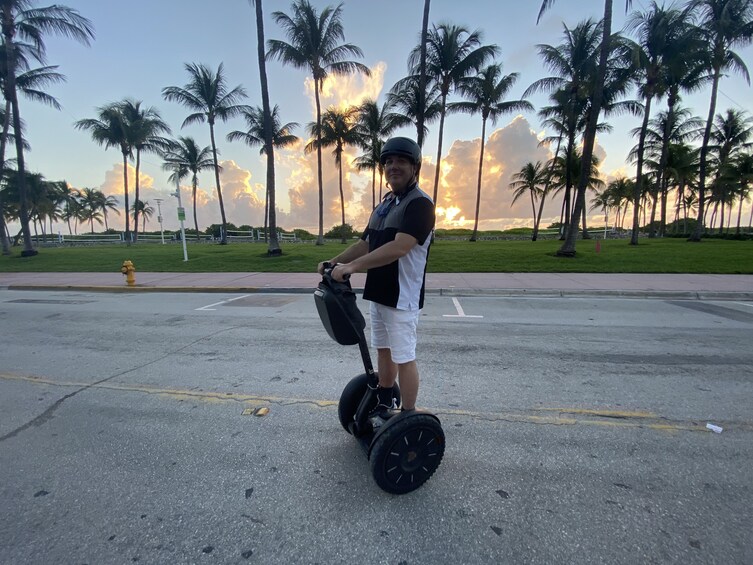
[
  {"x1": 338, "y1": 373, "x2": 370, "y2": 433},
  {"x1": 369, "y1": 414, "x2": 445, "y2": 494},
  {"x1": 338, "y1": 374, "x2": 401, "y2": 434}
]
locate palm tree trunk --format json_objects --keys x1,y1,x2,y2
[
  {"x1": 255, "y1": 0, "x2": 280, "y2": 255},
  {"x1": 416, "y1": 0, "x2": 431, "y2": 149},
  {"x1": 558, "y1": 0, "x2": 612, "y2": 257},
  {"x1": 690, "y1": 67, "x2": 721, "y2": 242},
  {"x1": 192, "y1": 175, "x2": 200, "y2": 241},
  {"x1": 121, "y1": 150, "x2": 131, "y2": 244},
  {"x1": 371, "y1": 167, "x2": 376, "y2": 210},
  {"x1": 0, "y1": 98, "x2": 12, "y2": 254},
  {"x1": 631, "y1": 94, "x2": 653, "y2": 243},
  {"x1": 338, "y1": 153, "x2": 346, "y2": 244},
  {"x1": 208, "y1": 120, "x2": 228, "y2": 244},
  {"x1": 432, "y1": 97, "x2": 448, "y2": 204},
  {"x1": 9, "y1": 89, "x2": 35, "y2": 256},
  {"x1": 133, "y1": 150, "x2": 141, "y2": 242},
  {"x1": 314, "y1": 80, "x2": 325, "y2": 245},
  {"x1": 470, "y1": 117, "x2": 488, "y2": 242}
]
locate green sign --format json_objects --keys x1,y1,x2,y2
[{"x1": 177, "y1": 207, "x2": 186, "y2": 221}]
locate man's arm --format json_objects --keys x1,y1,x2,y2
[
  {"x1": 331, "y1": 233, "x2": 416, "y2": 281},
  {"x1": 317, "y1": 239, "x2": 369, "y2": 274}
]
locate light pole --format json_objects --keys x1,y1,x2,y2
[
  {"x1": 171, "y1": 181, "x2": 188, "y2": 262},
  {"x1": 155, "y1": 198, "x2": 165, "y2": 244}
]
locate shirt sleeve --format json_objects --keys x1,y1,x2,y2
[{"x1": 399, "y1": 198, "x2": 435, "y2": 245}]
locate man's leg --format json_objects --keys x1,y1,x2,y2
[
  {"x1": 377, "y1": 348, "x2": 398, "y2": 387},
  {"x1": 396, "y1": 360, "x2": 419, "y2": 410}
]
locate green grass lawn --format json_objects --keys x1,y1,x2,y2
[{"x1": 1, "y1": 238, "x2": 751, "y2": 274}]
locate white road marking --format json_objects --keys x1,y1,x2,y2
[
  {"x1": 443, "y1": 297, "x2": 483, "y2": 318},
  {"x1": 734, "y1": 302, "x2": 753, "y2": 308},
  {"x1": 195, "y1": 294, "x2": 251, "y2": 311}
]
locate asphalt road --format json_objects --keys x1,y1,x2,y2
[{"x1": 1, "y1": 290, "x2": 752, "y2": 564}]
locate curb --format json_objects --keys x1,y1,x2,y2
[{"x1": 4, "y1": 284, "x2": 752, "y2": 301}]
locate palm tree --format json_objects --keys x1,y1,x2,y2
[
  {"x1": 509, "y1": 161, "x2": 549, "y2": 234},
  {"x1": 131, "y1": 199, "x2": 154, "y2": 233},
  {"x1": 727, "y1": 152, "x2": 753, "y2": 233},
  {"x1": 227, "y1": 105, "x2": 299, "y2": 239},
  {"x1": 305, "y1": 106, "x2": 360, "y2": 243},
  {"x1": 452, "y1": 63, "x2": 532, "y2": 241},
  {"x1": 538, "y1": 0, "x2": 633, "y2": 256},
  {"x1": 625, "y1": 3, "x2": 696, "y2": 243},
  {"x1": 119, "y1": 99, "x2": 171, "y2": 241},
  {"x1": 162, "y1": 62, "x2": 248, "y2": 244},
  {"x1": 96, "y1": 190, "x2": 119, "y2": 231},
  {"x1": 161, "y1": 136, "x2": 214, "y2": 240},
  {"x1": 250, "y1": 0, "x2": 282, "y2": 255},
  {"x1": 75, "y1": 103, "x2": 133, "y2": 240},
  {"x1": 687, "y1": 0, "x2": 753, "y2": 241},
  {"x1": 0, "y1": 61, "x2": 63, "y2": 253},
  {"x1": 665, "y1": 142, "x2": 700, "y2": 232},
  {"x1": 268, "y1": 0, "x2": 370, "y2": 245},
  {"x1": 526, "y1": 20, "x2": 627, "y2": 239},
  {"x1": 386, "y1": 74, "x2": 442, "y2": 150},
  {"x1": 1, "y1": 1, "x2": 93, "y2": 255},
  {"x1": 707, "y1": 108, "x2": 753, "y2": 232},
  {"x1": 78, "y1": 187, "x2": 103, "y2": 233},
  {"x1": 408, "y1": 23, "x2": 498, "y2": 205},
  {"x1": 354, "y1": 98, "x2": 409, "y2": 209}
]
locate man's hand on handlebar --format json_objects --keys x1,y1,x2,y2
[{"x1": 331, "y1": 263, "x2": 354, "y2": 282}]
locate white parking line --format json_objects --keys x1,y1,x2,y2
[
  {"x1": 735, "y1": 302, "x2": 753, "y2": 308},
  {"x1": 443, "y1": 297, "x2": 483, "y2": 318},
  {"x1": 195, "y1": 294, "x2": 251, "y2": 311}
]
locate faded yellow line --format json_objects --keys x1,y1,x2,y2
[
  {"x1": 0, "y1": 372, "x2": 737, "y2": 433},
  {"x1": 536, "y1": 407, "x2": 658, "y2": 419}
]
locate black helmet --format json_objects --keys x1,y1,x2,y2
[{"x1": 380, "y1": 137, "x2": 421, "y2": 166}]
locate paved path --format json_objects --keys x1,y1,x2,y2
[{"x1": 1, "y1": 271, "x2": 752, "y2": 299}]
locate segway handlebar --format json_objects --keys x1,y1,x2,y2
[{"x1": 322, "y1": 261, "x2": 350, "y2": 281}]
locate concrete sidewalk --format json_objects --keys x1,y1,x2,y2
[{"x1": 1, "y1": 271, "x2": 752, "y2": 300}]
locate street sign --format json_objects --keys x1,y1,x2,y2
[{"x1": 177, "y1": 207, "x2": 185, "y2": 221}]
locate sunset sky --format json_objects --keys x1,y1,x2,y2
[{"x1": 17, "y1": 0, "x2": 753, "y2": 234}]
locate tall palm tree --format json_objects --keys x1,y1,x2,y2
[
  {"x1": 625, "y1": 3, "x2": 694, "y2": 243},
  {"x1": 250, "y1": 0, "x2": 282, "y2": 255},
  {"x1": 354, "y1": 98, "x2": 409, "y2": 209},
  {"x1": 665, "y1": 141, "x2": 700, "y2": 232},
  {"x1": 538, "y1": 0, "x2": 633, "y2": 256},
  {"x1": 119, "y1": 99, "x2": 171, "y2": 241},
  {"x1": 268, "y1": 0, "x2": 370, "y2": 245},
  {"x1": 75, "y1": 103, "x2": 133, "y2": 239},
  {"x1": 161, "y1": 136, "x2": 214, "y2": 240},
  {"x1": 1, "y1": 1, "x2": 93, "y2": 255},
  {"x1": 408, "y1": 23, "x2": 498, "y2": 204},
  {"x1": 526, "y1": 20, "x2": 628, "y2": 238},
  {"x1": 162, "y1": 62, "x2": 248, "y2": 244},
  {"x1": 509, "y1": 161, "x2": 549, "y2": 234},
  {"x1": 729, "y1": 151, "x2": 753, "y2": 234},
  {"x1": 227, "y1": 105, "x2": 299, "y2": 238},
  {"x1": 305, "y1": 106, "x2": 360, "y2": 243},
  {"x1": 687, "y1": 0, "x2": 753, "y2": 241},
  {"x1": 0, "y1": 60, "x2": 62, "y2": 253},
  {"x1": 452, "y1": 63, "x2": 532, "y2": 241}
]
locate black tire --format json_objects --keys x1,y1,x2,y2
[
  {"x1": 369, "y1": 414, "x2": 445, "y2": 494},
  {"x1": 337, "y1": 374, "x2": 401, "y2": 434}
]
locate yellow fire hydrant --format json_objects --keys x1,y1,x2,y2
[{"x1": 121, "y1": 260, "x2": 136, "y2": 286}]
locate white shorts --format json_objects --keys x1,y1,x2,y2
[{"x1": 369, "y1": 302, "x2": 420, "y2": 364}]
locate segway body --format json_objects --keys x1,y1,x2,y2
[{"x1": 314, "y1": 267, "x2": 445, "y2": 494}]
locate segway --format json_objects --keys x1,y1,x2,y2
[{"x1": 314, "y1": 264, "x2": 445, "y2": 494}]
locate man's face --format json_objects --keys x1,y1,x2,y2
[{"x1": 384, "y1": 155, "x2": 418, "y2": 194}]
